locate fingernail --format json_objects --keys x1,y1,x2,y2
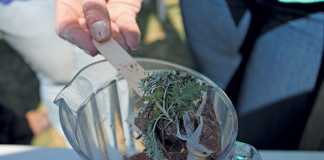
[
  {"x1": 130, "y1": 45, "x2": 138, "y2": 51},
  {"x1": 60, "y1": 30, "x2": 71, "y2": 41},
  {"x1": 127, "y1": 36, "x2": 140, "y2": 51},
  {"x1": 91, "y1": 21, "x2": 110, "y2": 42},
  {"x1": 84, "y1": 50, "x2": 96, "y2": 56},
  {"x1": 128, "y1": 40, "x2": 139, "y2": 51}
]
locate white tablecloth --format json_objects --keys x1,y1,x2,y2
[
  {"x1": 0, "y1": 145, "x2": 79, "y2": 160},
  {"x1": 0, "y1": 145, "x2": 323, "y2": 160},
  {"x1": 260, "y1": 150, "x2": 324, "y2": 160}
]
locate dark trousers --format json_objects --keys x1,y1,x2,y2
[
  {"x1": 181, "y1": 0, "x2": 324, "y2": 149},
  {"x1": 0, "y1": 103, "x2": 33, "y2": 144}
]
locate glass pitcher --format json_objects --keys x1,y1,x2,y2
[{"x1": 54, "y1": 58, "x2": 262, "y2": 160}]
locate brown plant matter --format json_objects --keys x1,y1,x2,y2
[{"x1": 130, "y1": 71, "x2": 221, "y2": 160}]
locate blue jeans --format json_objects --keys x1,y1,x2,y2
[{"x1": 181, "y1": 0, "x2": 324, "y2": 149}]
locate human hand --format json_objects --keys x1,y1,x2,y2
[{"x1": 56, "y1": 0, "x2": 142, "y2": 55}]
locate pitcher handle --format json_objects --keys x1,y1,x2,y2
[{"x1": 59, "y1": 105, "x2": 85, "y2": 157}]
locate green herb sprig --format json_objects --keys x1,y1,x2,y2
[{"x1": 139, "y1": 71, "x2": 207, "y2": 159}]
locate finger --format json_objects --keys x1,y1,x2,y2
[
  {"x1": 55, "y1": 0, "x2": 82, "y2": 36},
  {"x1": 56, "y1": 0, "x2": 97, "y2": 55},
  {"x1": 109, "y1": 22, "x2": 128, "y2": 50},
  {"x1": 115, "y1": 13, "x2": 141, "y2": 51},
  {"x1": 82, "y1": 0, "x2": 111, "y2": 42},
  {"x1": 60, "y1": 22, "x2": 98, "y2": 56}
]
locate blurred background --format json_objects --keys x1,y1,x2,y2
[
  {"x1": 0, "y1": 0, "x2": 324, "y2": 154},
  {"x1": 0, "y1": 0, "x2": 191, "y2": 148}
]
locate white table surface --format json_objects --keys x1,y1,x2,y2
[{"x1": 0, "y1": 145, "x2": 324, "y2": 160}]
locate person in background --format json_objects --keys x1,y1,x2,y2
[
  {"x1": 0, "y1": 102, "x2": 48, "y2": 144},
  {"x1": 55, "y1": 0, "x2": 324, "y2": 150},
  {"x1": 0, "y1": 102, "x2": 33, "y2": 144},
  {"x1": 180, "y1": 0, "x2": 324, "y2": 149},
  {"x1": 0, "y1": 35, "x2": 50, "y2": 144},
  {"x1": 0, "y1": 0, "x2": 78, "y2": 141},
  {"x1": 0, "y1": 0, "x2": 142, "y2": 145}
]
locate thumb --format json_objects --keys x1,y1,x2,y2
[{"x1": 82, "y1": 0, "x2": 111, "y2": 42}]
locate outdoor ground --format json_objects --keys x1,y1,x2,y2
[{"x1": 0, "y1": 0, "x2": 193, "y2": 147}]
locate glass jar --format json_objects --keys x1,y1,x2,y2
[{"x1": 54, "y1": 58, "x2": 262, "y2": 160}]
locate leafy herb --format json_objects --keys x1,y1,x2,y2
[
  {"x1": 143, "y1": 121, "x2": 165, "y2": 160},
  {"x1": 139, "y1": 70, "x2": 207, "y2": 159}
]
